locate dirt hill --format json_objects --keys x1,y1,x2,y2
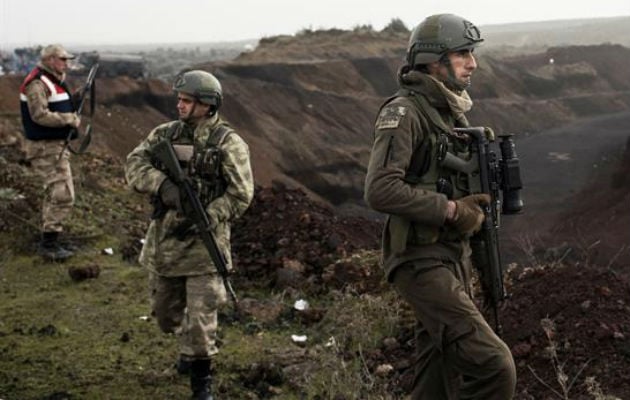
[
  {"x1": 3, "y1": 42, "x2": 630, "y2": 265},
  {"x1": 4, "y1": 44, "x2": 630, "y2": 212}
]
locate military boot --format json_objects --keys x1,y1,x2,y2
[
  {"x1": 176, "y1": 355, "x2": 192, "y2": 375},
  {"x1": 38, "y1": 231, "x2": 74, "y2": 262},
  {"x1": 190, "y1": 359, "x2": 214, "y2": 400}
]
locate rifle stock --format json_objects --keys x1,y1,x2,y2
[{"x1": 152, "y1": 139, "x2": 238, "y2": 307}]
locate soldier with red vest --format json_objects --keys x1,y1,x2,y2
[{"x1": 20, "y1": 44, "x2": 81, "y2": 261}]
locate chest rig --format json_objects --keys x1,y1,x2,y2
[
  {"x1": 167, "y1": 121, "x2": 231, "y2": 204},
  {"x1": 392, "y1": 89, "x2": 476, "y2": 200}
]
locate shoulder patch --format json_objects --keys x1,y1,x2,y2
[{"x1": 375, "y1": 105, "x2": 408, "y2": 130}]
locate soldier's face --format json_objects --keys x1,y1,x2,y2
[
  {"x1": 177, "y1": 93, "x2": 210, "y2": 122},
  {"x1": 48, "y1": 56, "x2": 70, "y2": 75},
  {"x1": 441, "y1": 49, "x2": 477, "y2": 87}
]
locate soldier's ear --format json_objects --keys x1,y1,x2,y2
[{"x1": 425, "y1": 61, "x2": 441, "y2": 76}]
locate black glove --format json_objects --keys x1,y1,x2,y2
[
  {"x1": 452, "y1": 194, "x2": 491, "y2": 236},
  {"x1": 158, "y1": 179, "x2": 180, "y2": 210}
]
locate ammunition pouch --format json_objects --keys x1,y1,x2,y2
[{"x1": 192, "y1": 146, "x2": 226, "y2": 204}]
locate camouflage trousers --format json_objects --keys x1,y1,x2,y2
[
  {"x1": 150, "y1": 272, "x2": 227, "y2": 360},
  {"x1": 25, "y1": 140, "x2": 74, "y2": 233},
  {"x1": 391, "y1": 258, "x2": 516, "y2": 400}
]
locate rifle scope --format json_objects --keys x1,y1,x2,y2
[{"x1": 498, "y1": 134, "x2": 523, "y2": 214}]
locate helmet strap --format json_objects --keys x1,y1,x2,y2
[
  {"x1": 195, "y1": 99, "x2": 216, "y2": 117},
  {"x1": 180, "y1": 101, "x2": 204, "y2": 125},
  {"x1": 439, "y1": 55, "x2": 468, "y2": 92}
]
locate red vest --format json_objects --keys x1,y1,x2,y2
[{"x1": 19, "y1": 67, "x2": 75, "y2": 140}]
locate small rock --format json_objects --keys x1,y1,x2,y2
[
  {"x1": 68, "y1": 264, "x2": 101, "y2": 282},
  {"x1": 375, "y1": 364, "x2": 394, "y2": 376},
  {"x1": 283, "y1": 258, "x2": 306, "y2": 273},
  {"x1": 512, "y1": 342, "x2": 532, "y2": 358},
  {"x1": 383, "y1": 337, "x2": 399, "y2": 351}
]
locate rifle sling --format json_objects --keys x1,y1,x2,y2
[{"x1": 393, "y1": 89, "x2": 451, "y2": 182}]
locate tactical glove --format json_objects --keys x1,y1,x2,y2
[
  {"x1": 452, "y1": 194, "x2": 491, "y2": 236},
  {"x1": 158, "y1": 179, "x2": 180, "y2": 210}
]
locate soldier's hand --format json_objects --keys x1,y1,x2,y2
[
  {"x1": 74, "y1": 115, "x2": 81, "y2": 128},
  {"x1": 70, "y1": 114, "x2": 81, "y2": 128},
  {"x1": 158, "y1": 179, "x2": 180, "y2": 210},
  {"x1": 452, "y1": 194, "x2": 491, "y2": 236},
  {"x1": 64, "y1": 113, "x2": 81, "y2": 128}
]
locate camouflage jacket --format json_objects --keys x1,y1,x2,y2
[
  {"x1": 125, "y1": 114, "x2": 254, "y2": 277},
  {"x1": 364, "y1": 70, "x2": 472, "y2": 280}
]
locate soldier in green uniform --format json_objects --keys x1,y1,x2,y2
[
  {"x1": 125, "y1": 70, "x2": 254, "y2": 400},
  {"x1": 364, "y1": 14, "x2": 516, "y2": 399}
]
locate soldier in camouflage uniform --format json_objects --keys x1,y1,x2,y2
[
  {"x1": 125, "y1": 70, "x2": 254, "y2": 400},
  {"x1": 20, "y1": 44, "x2": 81, "y2": 261},
  {"x1": 364, "y1": 15, "x2": 516, "y2": 399}
]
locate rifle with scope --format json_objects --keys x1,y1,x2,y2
[{"x1": 446, "y1": 127, "x2": 524, "y2": 334}]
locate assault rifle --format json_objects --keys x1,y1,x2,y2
[
  {"x1": 152, "y1": 140, "x2": 238, "y2": 308},
  {"x1": 446, "y1": 127, "x2": 523, "y2": 334},
  {"x1": 59, "y1": 62, "x2": 99, "y2": 158}
]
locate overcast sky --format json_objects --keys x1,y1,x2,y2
[{"x1": 1, "y1": 0, "x2": 629, "y2": 48}]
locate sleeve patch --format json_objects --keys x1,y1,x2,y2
[{"x1": 375, "y1": 106, "x2": 408, "y2": 130}]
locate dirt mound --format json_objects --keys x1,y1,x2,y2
[
  {"x1": 0, "y1": 75, "x2": 21, "y2": 111},
  {"x1": 502, "y1": 264, "x2": 630, "y2": 398},
  {"x1": 235, "y1": 28, "x2": 407, "y2": 64},
  {"x1": 229, "y1": 185, "x2": 381, "y2": 292}
]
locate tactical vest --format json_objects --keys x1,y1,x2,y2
[
  {"x1": 19, "y1": 67, "x2": 76, "y2": 141},
  {"x1": 166, "y1": 120, "x2": 232, "y2": 204},
  {"x1": 150, "y1": 120, "x2": 232, "y2": 239},
  {"x1": 382, "y1": 89, "x2": 476, "y2": 247}
]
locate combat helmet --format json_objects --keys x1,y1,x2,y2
[
  {"x1": 406, "y1": 14, "x2": 483, "y2": 66},
  {"x1": 173, "y1": 70, "x2": 223, "y2": 111}
]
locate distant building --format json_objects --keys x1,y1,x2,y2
[
  {"x1": 79, "y1": 51, "x2": 147, "y2": 79},
  {"x1": 12, "y1": 46, "x2": 42, "y2": 74}
]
